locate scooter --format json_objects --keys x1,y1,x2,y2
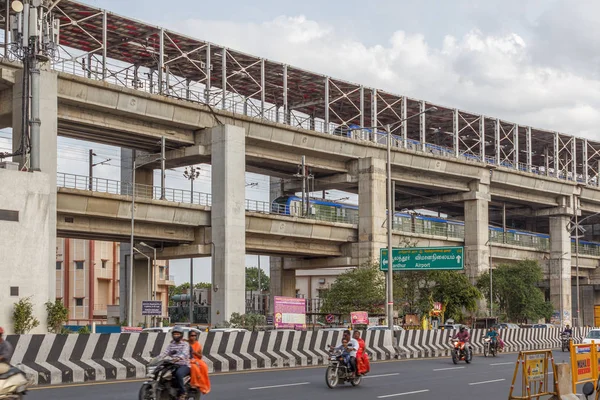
[{"x1": 0, "y1": 364, "x2": 34, "y2": 399}]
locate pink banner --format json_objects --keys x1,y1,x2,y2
[
  {"x1": 274, "y1": 296, "x2": 306, "y2": 330},
  {"x1": 351, "y1": 311, "x2": 369, "y2": 325}
]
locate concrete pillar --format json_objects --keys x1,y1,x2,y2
[
  {"x1": 132, "y1": 257, "x2": 152, "y2": 327},
  {"x1": 549, "y1": 215, "x2": 572, "y2": 326},
  {"x1": 268, "y1": 178, "x2": 297, "y2": 311},
  {"x1": 8, "y1": 68, "x2": 58, "y2": 332},
  {"x1": 357, "y1": 157, "x2": 387, "y2": 265},
  {"x1": 209, "y1": 124, "x2": 246, "y2": 325},
  {"x1": 463, "y1": 181, "x2": 490, "y2": 282}
]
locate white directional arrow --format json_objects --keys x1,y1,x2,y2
[{"x1": 456, "y1": 255, "x2": 462, "y2": 264}]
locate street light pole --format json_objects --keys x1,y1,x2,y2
[
  {"x1": 184, "y1": 166, "x2": 201, "y2": 325},
  {"x1": 575, "y1": 210, "x2": 580, "y2": 327},
  {"x1": 386, "y1": 124, "x2": 394, "y2": 330}
]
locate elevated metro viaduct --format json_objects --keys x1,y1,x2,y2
[{"x1": 1, "y1": 0, "x2": 600, "y2": 328}]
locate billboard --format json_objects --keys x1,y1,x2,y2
[
  {"x1": 273, "y1": 296, "x2": 306, "y2": 330},
  {"x1": 351, "y1": 311, "x2": 369, "y2": 325}
]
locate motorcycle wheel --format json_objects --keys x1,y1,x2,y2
[
  {"x1": 484, "y1": 344, "x2": 489, "y2": 357},
  {"x1": 465, "y1": 348, "x2": 472, "y2": 364},
  {"x1": 325, "y1": 366, "x2": 339, "y2": 389},
  {"x1": 451, "y1": 350, "x2": 458, "y2": 365},
  {"x1": 351, "y1": 375, "x2": 362, "y2": 387},
  {"x1": 138, "y1": 383, "x2": 154, "y2": 400}
]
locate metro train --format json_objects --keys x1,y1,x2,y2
[{"x1": 272, "y1": 195, "x2": 600, "y2": 254}]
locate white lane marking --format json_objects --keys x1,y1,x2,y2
[
  {"x1": 469, "y1": 378, "x2": 506, "y2": 386},
  {"x1": 364, "y1": 373, "x2": 400, "y2": 379},
  {"x1": 249, "y1": 382, "x2": 310, "y2": 390},
  {"x1": 490, "y1": 362, "x2": 513, "y2": 366},
  {"x1": 377, "y1": 389, "x2": 430, "y2": 398},
  {"x1": 433, "y1": 366, "x2": 465, "y2": 371}
]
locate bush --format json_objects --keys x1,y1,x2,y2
[
  {"x1": 12, "y1": 297, "x2": 40, "y2": 334},
  {"x1": 45, "y1": 300, "x2": 69, "y2": 333},
  {"x1": 77, "y1": 325, "x2": 91, "y2": 335},
  {"x1": 223, "y1": 312, "x2": 266, "y2": 331}
]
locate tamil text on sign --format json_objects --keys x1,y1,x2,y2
[{"x1": 380, "y1": 246, "x2": 464, "y2": 271}]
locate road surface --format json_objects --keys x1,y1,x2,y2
[{"x1": 28, "y1": 351, "x2": 574, "y2": 400}]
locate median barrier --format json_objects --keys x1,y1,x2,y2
[
  {"x1": 4, "y1": 329, "x2": 396, "y2": 386},
  {"x1": 4, "y1": 327, "x2": 593, "y2": 386}
]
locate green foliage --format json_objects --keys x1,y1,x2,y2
[
  {"x1": 12, "y1": 297, "x2": 40, "y2": 334},
  {"x1": 45, "y1": 300, "x2": 69, "y2": 333},
  {"x1": 477, "y1": 260, "x2": 553, "y2": 323},
  {"x1": 195, "y1": 282, "x2": 212, "y2": 289},
  {"x1": 223, "y1": 312, "x2": 266, "y2": 331},
  {"x1": 393, "y1": 270, "x2": 481, "y2": 321},
  {"x1": 320, "y1": 263, "x2": 386, "y2": 315},
  {"x1": 246, "y1": 267, "x2": 270, "y2": 292},
  {"x1": 77, "y1": 325, "x2": 91, "y2": 335}
]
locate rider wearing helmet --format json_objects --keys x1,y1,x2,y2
[
  {"x1": 563, "y1": 324, "x2": 573, "y2": 336},
  {"x1": 160, "y1": 326, "x2": 191, "y2": 400},
  {"x1": 0, "y1": 327, "x2": 13, "y2": 374},
  {"x1": 452, "y1": 326, "x2": 470, "y2": 343}
]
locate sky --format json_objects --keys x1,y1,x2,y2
[{"x1": 4, "y1": 0, "x2": 600, "y2": 284}]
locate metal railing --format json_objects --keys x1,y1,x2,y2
[
  {"x1": 489, "y1": 231, "x2": 550, "y2": 252},
  {"x1": 57, "y1": 172, "x2": 212, "y2": 206},
  {"x1": 45, "y1": 55, "x2": 600, "y2": 188}
]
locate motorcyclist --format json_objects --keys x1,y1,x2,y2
[
  {"x1": 453, "y1": 326, "x2": 470, "y2": 343},
  {"x1": 562, "y1": 324, "x2": 573, "y2": 336},
  {"x1": 484, "y1": 327, "x2": 498, "y2": 350},
  {"x1": 160, "y1": 326, "x2": 190, "y2": 400},
  {"x1": 330, "y1": 330, "x2": 358, "y2": 376},
  {"x1": 0, "y1": 327, "x2": 13, "y2": 375}
]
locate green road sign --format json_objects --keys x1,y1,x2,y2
[{"x1": 380, "y1": 246, "x2": 464, "y2": 271}]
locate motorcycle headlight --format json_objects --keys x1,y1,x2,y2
[{"x1": 146, "y1": 366, "x2": 156, "y2": 376}]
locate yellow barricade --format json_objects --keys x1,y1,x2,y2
[
  {"x1": 509, "y1": 350, "x2": 559, "y2": 399},
  {"x1": 570, "y1": 341, "x2": 597, "y2": 393}
]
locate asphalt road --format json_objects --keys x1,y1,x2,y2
[{"x1": 27, "y1": 351, "x2": 575, "y2": 400}]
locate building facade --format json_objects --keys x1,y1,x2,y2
[{"x1": 56, "y1": 238, "x2": 174, "y2": 324}]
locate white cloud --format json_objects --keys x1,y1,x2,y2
[{"x1": 171, "y1": 13, "x2": 600, "y2": 140}]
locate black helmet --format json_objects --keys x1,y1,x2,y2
[{"x1": 459, "y1": 326, "x2": 466, "y2": 332}]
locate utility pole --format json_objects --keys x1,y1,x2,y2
[
  {"x1": 88, "y1": 149, "x2": 111, "y2": 190},
  {"x1": 184, "y1": 165, "x2": 200, "y2": 324},
  {"x1": 294, "y1": 156, "x2": 314, "y2": 216}
]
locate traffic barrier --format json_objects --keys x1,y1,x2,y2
[
  {"x1": 4, "y1": 327, "x2": 593, "y2": 386},
  {"x1": 395, "y1": 327, "x2": 593, "y2": 359},
  {"x1": 4, "y1": 329, "x2": 396, "y2": 386}
]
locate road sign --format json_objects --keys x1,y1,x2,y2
[
  {"x1": 141, "y1": 301, "x2": 162, "y2": 316},
  {"x1": 326, "y1": 314, "x2": 334, "y2": 323},
  {"x1": 380, "y1": 246, "x2": 464, "y2": 271},
  {"x1": 266, "y1": 315, "x2": 274, "y2": 325}
]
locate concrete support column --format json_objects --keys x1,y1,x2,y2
[
  {"x1": 268, "y1": 178, "x2": 296, "y2": 311},
  {"x1": 549, "y1": 214, "x2": 572, "y2": 326},
  {"x1": 463, "y1": 181, "x2": 490, "y2": 283},
  {"x1": 132, "y1": 257, "x2": 151, "y2": 326},
  {"x1": 356, "y1": 157, "x2": 387, "y2": 265},
  {"x1": 209, "y1": 124, "x2": 246, "y2": 325}
]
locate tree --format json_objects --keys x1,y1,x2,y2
[
  {"x1": 477, "y1": 260, "x2": 553, "y2": 323},
  {"x1": 195, "y1": 282, "x2": 211, "y2": 289},
  {"x1": 246, "y1": 267, "x2": 270, "y2": 292},
  {"x1": 320, "y1": 263, "x2": 385, "y2": 315},
  {"x1": 223, "y1": 312, "x2": 266, "y2": 331},
  {"x1": 393, "y1": 270, "x2": 481, "y2": 321},
  {"x1": 12, "y1": 297, "x2": 40, "y2": 334},
  {"x1": 45, "y1": 300, "x2": 69, "y2": 334}
]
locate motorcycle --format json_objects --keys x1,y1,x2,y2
[
  {"x1": 483, "y1": 337, "x2": 497, "y2": 358},
  {"x1": 325, "y1": 349, "x2": 362, "y2": 389},
  {"x1": 139, "y1": 354, "x2": 201, "y2": 400},
  {"x1": 451, "y1": 339, "x2": 472, "y2": 364},
  {"x1": 561, "y1": 333, "x2": 571, "y2": 352},
  {"x1": 0, "y1": 364, "x2": 34, "y2": 400}
]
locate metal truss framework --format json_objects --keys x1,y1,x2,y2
[{"x1": 0, "y1": 0, "x2": 599, "y2": 187}]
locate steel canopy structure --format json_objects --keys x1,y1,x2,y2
[{"x1": 1, "y1": 0, "x2": 599, "y2": 187}]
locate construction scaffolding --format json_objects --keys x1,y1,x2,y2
[{"x1": 0, "y1": 0, "x2": 598, "y2": 186}]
